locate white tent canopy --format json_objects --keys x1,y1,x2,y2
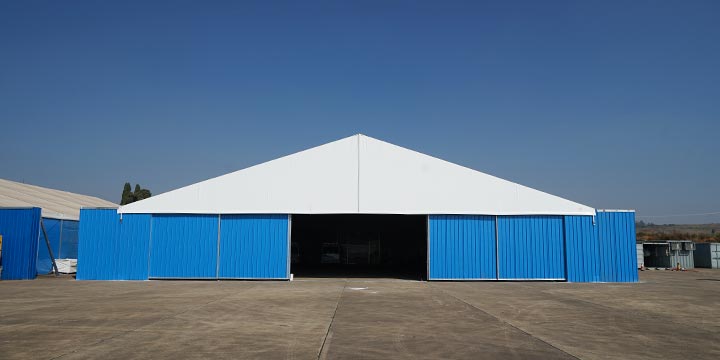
[
  {"x1": 119, "y1": 134, "x2": 595, "y2": 216},
  {"x1": 0, "y1": 178, "x2": 117, "y2": 220}
]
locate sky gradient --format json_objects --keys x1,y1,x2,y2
[{"x1": 1, "y1": 1, "x2": 718, "y2": 224}]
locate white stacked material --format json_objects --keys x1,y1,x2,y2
[{"x1": 55, "y1": 259, "x2": 77, "y2": 274}]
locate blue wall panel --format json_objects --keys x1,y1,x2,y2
[
  {"x1": 58, "y1": 220, "x2": 79, "y2": 259},
  {"x1": 428, "y1": 215, "x2": 496, "y2": 280},
  {"x1": 498, "y1": 216, "x2": 565, "y2": 280},
  {"x1": 77, "y1": 209, "x2": 151, "y2": 280},
  {"x1": 0, "y1": 208, "x2": 41, "y2": 280},
  {"x1": 36, "y1": 218, "x2": 61, "y2": 274},
  {"x1": 150, "y1": 214, "x2": 218, "y2": 279},
  {"x1": 564, "y1": 216, "x2": 601, "y2": 282},
  {"x1": 219, "y1": 214, "x2": 289, "y2": 279},
  {"x1": 597, "y1": 211, "x2": 638, "y2": 282}
]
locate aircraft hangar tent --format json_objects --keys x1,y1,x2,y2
[
  {"x1": 77, "y1": 135, "x2": 637, "y2": 282},
  {"x1": 0, "y1": 179, "x2": 116, "y2": 279}
]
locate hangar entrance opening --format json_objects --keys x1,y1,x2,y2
[{"x1": 291, "y1": 214, "x2": 427, "y2": 280}]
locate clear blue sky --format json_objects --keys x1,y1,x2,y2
[{"x1": 1, "y1": 1, "x2": 718, "y2": 224}]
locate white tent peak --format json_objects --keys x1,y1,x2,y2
[{"x1": 118, "y1": 134, "x2": 595, "y2": 216}]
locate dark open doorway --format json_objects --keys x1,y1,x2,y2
[{"x1": 290, "y1": 214, "x2": 427, "y2": 280}]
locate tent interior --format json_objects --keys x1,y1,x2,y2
[{"x1": 290, "y1": 214, "x2": 427, "y2": 280}]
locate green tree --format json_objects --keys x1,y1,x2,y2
[
  {"x1": 120, "y1": 182, "x2": 152, "y2": 205},
  {"x1": 134, "y1": 184, "x2": 152, "y2": 201},
  {"x1": 120, "y1": 182, "x2": 134, "y2": 205}
]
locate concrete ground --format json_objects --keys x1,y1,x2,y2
[{"x1": 0, "y1": 270, "x2": 718, "y2": 360}]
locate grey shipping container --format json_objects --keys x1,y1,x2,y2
[
  {"x1": 694, "y1": 243, "x2": 720, "y2": 269},
  {"x1": 641, "y1": 241, "x2": 694, "y2": 269}
]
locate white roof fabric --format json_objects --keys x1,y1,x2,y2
[
  {"x1": 119, "y1": 135, "x2": 595, "y2": 216},
  {"x1": 0, "y1": 179, "x2": 117, "y2": 220}
]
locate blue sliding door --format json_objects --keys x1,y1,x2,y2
[
  {"x1": 149, "y1": 214, "x2": 218, "y2": 279},
  {"x1": 219, "y1": 214, "x2": 289, "y2": 279}
]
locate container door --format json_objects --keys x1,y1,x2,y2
[{"x1": 713, "y1": 244, "x2": 720, "y2": 269}]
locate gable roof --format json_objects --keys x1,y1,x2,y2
[
  {"x1": 119, "y1": 134, "x2": 595, "y2": 216},
  {"x1": 0, "y1": 179, "x2": 117, "y2": 220}
]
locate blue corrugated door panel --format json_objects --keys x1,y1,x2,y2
[
  {"x1": 219, "y1": 214, "x2": 289, "y2": 279},
  {"x1": 597, "y1": 211, "x2": 638, "y2": 282},
  {"x1": 498, "y1": 216, "x2": 565, "y2": 280},
  {"x1": 0, "y1": 208, "x2": 41, "y2": 280},
  {"x1": 58, "y1": 220, "x2": 79, "y2": 259},
  {"x1": 428, "y1": 215, "x2": 496, "y2": 280},
  {"x1": 150, "y1": 214, "x2": 218, "y2": 279},
  {"x1": 564, "y1": 216, "x2": 600, "y2": 282},
  {"x1": 77, "y1": 209, "x2": 151, "y2": 280},
  {"x1": 37, "y1": 218, "x2": 61, "y2": 274}
]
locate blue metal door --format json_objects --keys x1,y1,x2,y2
[
  {"x1": 219, "y1": 214, "x2": 289, "y2": 279},
  {"x1": 428, "y1": 215, "x2": 497, "y2": 280},
  {"x1": 149, "y1": 214, "x2": 218, "y2": 279},
  {"x1": 0, "y1": 208, "x2": 41, "y2": 280},
  {"x1": 497, "y1": 216, "x2": 565, "y2": 280},
  {"x1": 77, "y1": 209, "x2": 151, "y2": 280},
  {"x1": 597, "y1": 211, "x2": 638, "y2": 282}
]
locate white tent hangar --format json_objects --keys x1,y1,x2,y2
[
  {"x1": 79, "y1": 135, "x2": 638, "y2": 282},
  {"x1": 119, "y1": 135, "x2": 594, "y2": 216}
]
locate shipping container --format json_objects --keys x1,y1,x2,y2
[
  {"x1": 641, "y1": 241, "x2": 695, "y2": 269},
  {"x1": 694, "y1": 243, "x2": 720, "y2": 269}
]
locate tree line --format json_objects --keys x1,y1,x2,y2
[
  {"x1": 636, "y1": 231, "x2": 720, "y2": 242},
  {"x1": 636, "y1": 221, "x2": 720, "y2": 242}
]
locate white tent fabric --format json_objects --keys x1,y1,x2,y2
[
  {"x1": 119, "y1": 135, "x2": 595, "y2": 216},
  {"x1": 0, "y1": 179, "x2": 117, "y2": 220}
]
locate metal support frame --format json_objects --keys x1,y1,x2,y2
[
  {"x1": 287, "y1": 214, "x2": 292, "y2": 280},
  {"x1": 495, "y1": 215, "x2": 499, "y2": 280},
  {"x1": 356, "y1": 134, "x2": 361, "y2": 213},
  {"x1": 216, "y1": 214, "x2": 221, "y2": 279},
  {"x1": 40, "y1": 219, "x2": 59, "y2": 276},
  {"x1": 426, "y1": 215, "x2": 430, "y2": 281},
  {"x1": 57, "y1": 219, "x2": 64, "y2": 260},
  {"x1": 147, "y1": 215, "x2": 153, "y2": 279}
]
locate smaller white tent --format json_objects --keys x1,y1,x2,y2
[
  {"x1": 0, "y1": 179, "x2": 117, "y2": 220},
  {"x1": 119, "y1": 134, "x2": 595, "y2": 216}
]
